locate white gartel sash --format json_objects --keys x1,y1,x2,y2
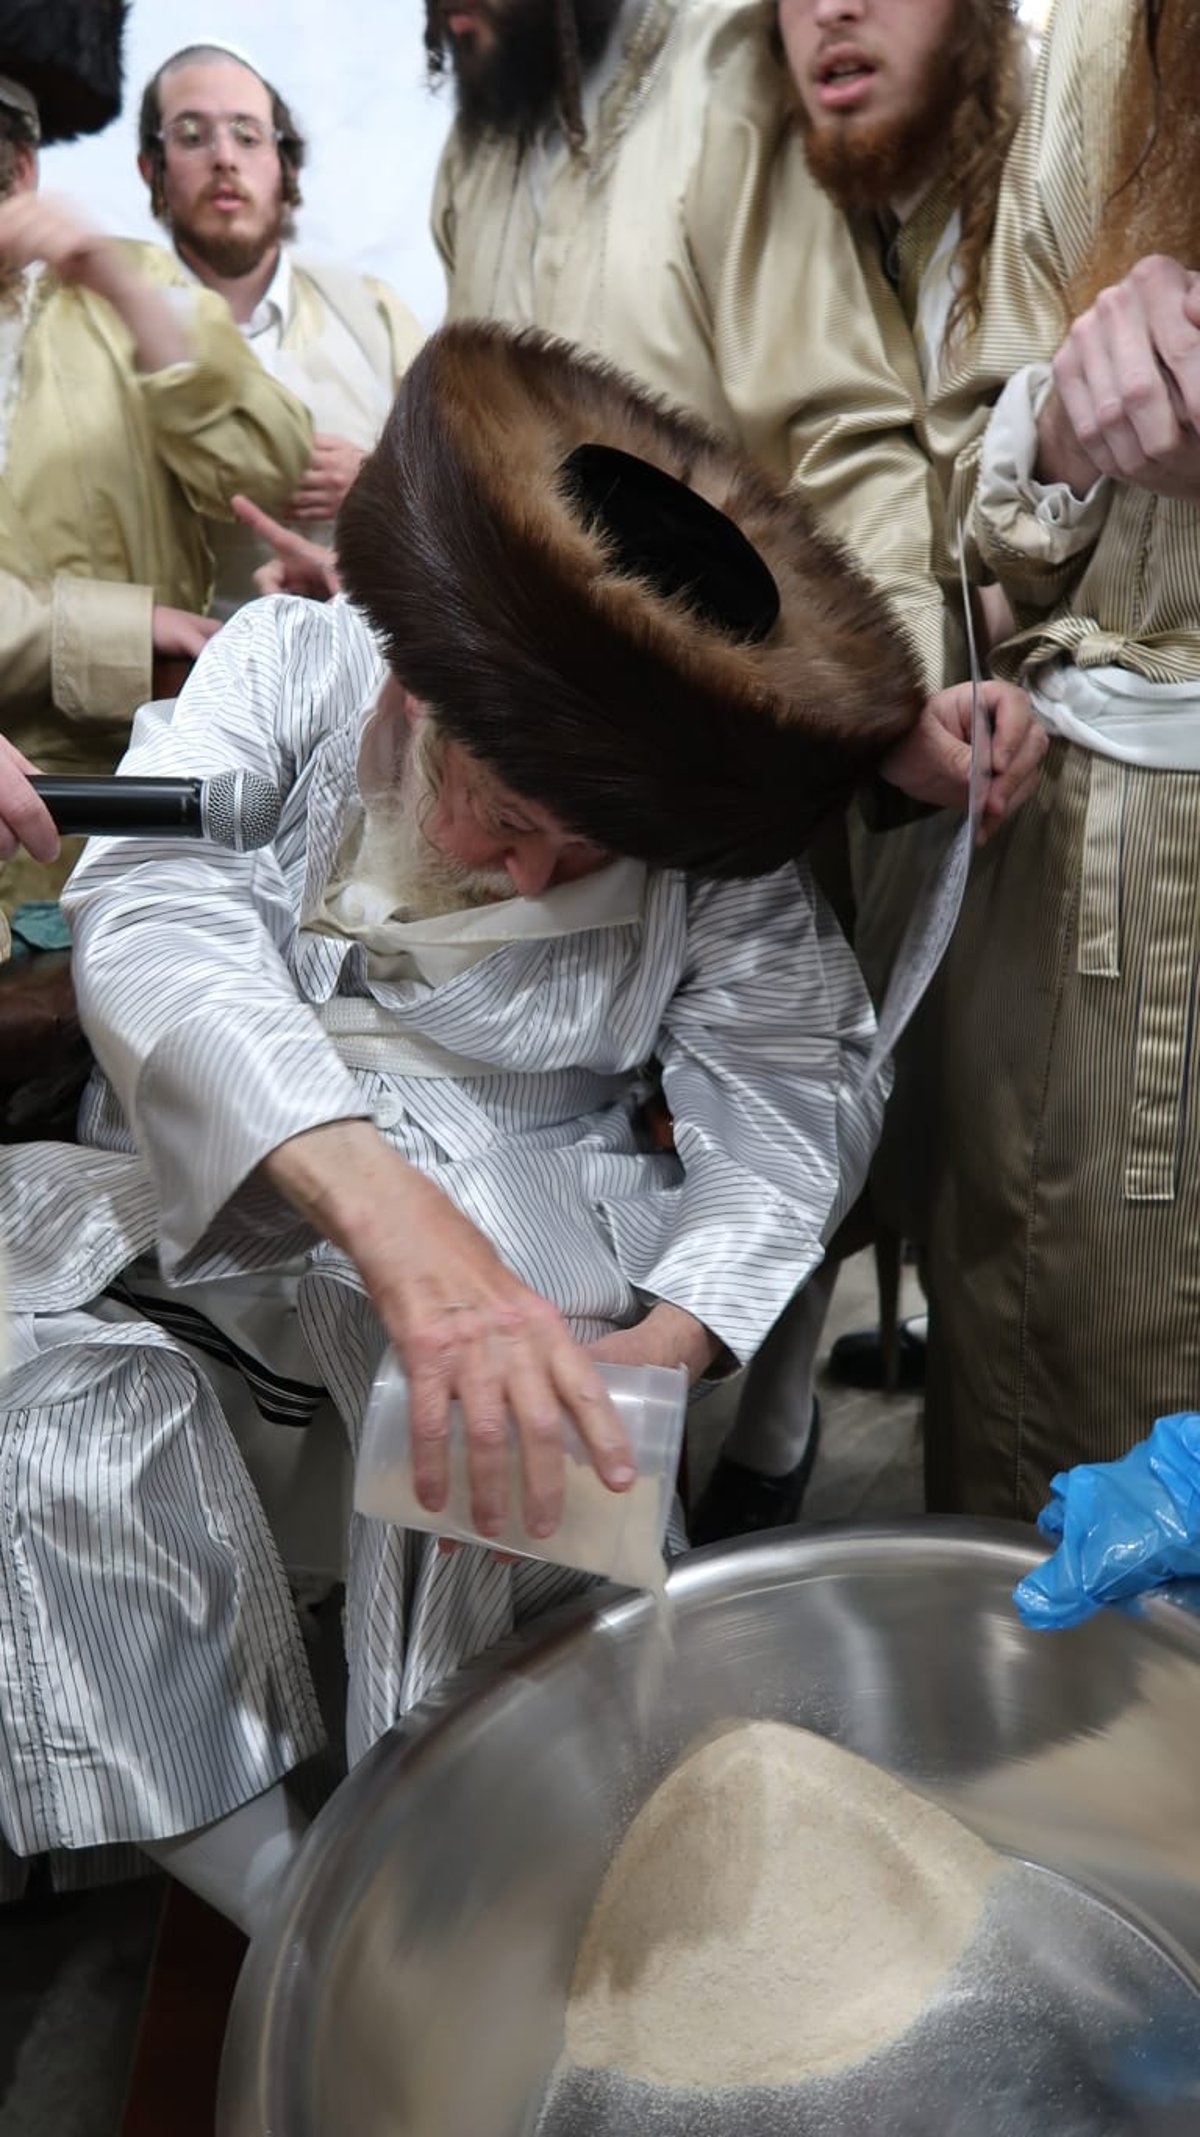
[
  {"x1": 1035, "y1": 666, "x2": 1200, "y2": 1042},
  {"x1": 313, "y1": 857, "x2": 648, "y2": 1076},
  {"x1": 1033, "y1": 661, "x2": 1200, "y2": 770}
]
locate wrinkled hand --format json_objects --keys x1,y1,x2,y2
[
  {"x1": 588, "y1": 1301, "x2": 718, "y2": 1382},
  {"x1": 152, "y1": 606, "x2": 221, "y2": 660},
  {"x1": 0, "y1": 735, "x2": 58, "y2": 865},
  {"x1": 881, "y1": 679, "x2": 1046, "y2": 843},
  {"x1": 0, "y1": 191, "x2": 114, "y2": 289},
  {"x1": 285, "y1": 433, "x2": 367, "y2": 522},
  {"x1": 1013, "y1": 1412, "x2": 1200, "y2": 1630},
  {"x1": 232, "y1": 493, "x2": 340, "y2": 601},
  {"x1": 263, "y1": 1122, "x2": 635, "y2": 1539},
  {"x1": 1045, "y1": 254, "x2": 1200, "y2": 501}
]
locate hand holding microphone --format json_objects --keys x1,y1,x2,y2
[{"x1": 0, "y1": 737, "x2": 59, "y2": 865}]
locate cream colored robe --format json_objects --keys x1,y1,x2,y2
[
  {"x1": 207, "y1": 251, "x2": 425, "y2": 614},
  {"x1": 433, "y1": 0, "x2": 946, "y2": 693},
  {"x1": 0, "y1": 238, "x2": 311, "y2": 908}
]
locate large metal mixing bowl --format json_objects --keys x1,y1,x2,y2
[{"x1": 218, "y1": 1521, "x2": 1200, "y2": 2135}]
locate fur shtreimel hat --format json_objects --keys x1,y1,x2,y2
[
  {"x1": 0, "y1": 0, "x2": 128, "y2": 145},
  {"x1": 337, "y1": 323, "x2": 923, "y2": 880}
]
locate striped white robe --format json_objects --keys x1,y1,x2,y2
[{"x1": 0, "y1": 594, "x2": 884, "y2": 1859}]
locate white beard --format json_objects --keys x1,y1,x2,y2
[{"x1": 337, "y1": 723, "x2": 514, "y2": 923}]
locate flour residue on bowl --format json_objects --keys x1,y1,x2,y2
[{"x1": 564, "y1": 1719, "x2": 1000, "y2": 2091}]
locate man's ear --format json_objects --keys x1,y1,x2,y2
[
  {"x1": 385, "y1": 678, "x2": 422, "y2": 728},
  {"x1": 13, "y1": 144, "x2": 37, "y2": 196},
  {"x1": 356, "y1": 676, "x2": 415, "y2": 797}
]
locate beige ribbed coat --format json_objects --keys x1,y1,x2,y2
[
  {"x1": 925, "y1": 0, "x2": 1200, "y2": 1518},
  {"x1": 946, "y1": 0, "x2": 1200, "y2": 683},
  {"x1": 0, "y1": 238, "x2": 311, "y2": 907}
]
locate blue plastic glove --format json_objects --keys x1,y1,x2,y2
[{"x1": 1013, "y1": 1412, "x2": 1200, "y2": 1630}]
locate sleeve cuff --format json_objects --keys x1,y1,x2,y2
[
  {"x1": 50, "y1": 576, "x2": 154, "y2": 724},
  {"x1": 977, "y1": 364, "x2": 1112, "y2": 563}
]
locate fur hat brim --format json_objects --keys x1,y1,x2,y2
[
  {"x1": 337, "y1": 322, "x2": 923, "y2": 879},
  {"x1": 0, "y1": 1, "x2": 128, "y2": 144}
]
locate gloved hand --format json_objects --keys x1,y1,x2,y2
[{"x1": 1013, "y1": 1412, "x2": 1200, "y2": 1630}]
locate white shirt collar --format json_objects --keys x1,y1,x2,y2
[{"x1": 244, "y1": 246, "x2": 293, "y2": 339}]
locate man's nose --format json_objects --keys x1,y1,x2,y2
[{"x1": 814, "y1": 0, "x2": 863, "y2": 24}]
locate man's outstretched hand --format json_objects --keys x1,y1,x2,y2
[
  {"x1": 261, "y1": 1119, "x2": 636, "y2": 1540},
  {"x1": 231, "y1": 494, "x2": 341, "y2": 601}
]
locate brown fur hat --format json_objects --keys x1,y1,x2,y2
[{"x1": 336, "y1": 322, "x2": 923, "y2": 879}]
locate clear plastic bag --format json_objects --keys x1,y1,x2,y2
[{"x1": 355, "y1": 1351, "x2": 687, "y2": 1592}]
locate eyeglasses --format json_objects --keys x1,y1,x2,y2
[{"x1": 158, "y1": 114, "x2": 280, "y2": 156}]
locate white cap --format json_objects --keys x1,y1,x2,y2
[{"x1": 159, "y1": 39, "x2": 271, "y2": 85}]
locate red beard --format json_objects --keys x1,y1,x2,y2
[{"x1": 802, "y1": 105, "x2": 950, "y2": 218}]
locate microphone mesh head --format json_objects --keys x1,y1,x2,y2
[{"x1": 202, "y1": 771, "x2": 283, "y2": 852}]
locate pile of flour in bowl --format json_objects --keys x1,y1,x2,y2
[{"x1": 563, "y1": 1719, "x2": 1001, "y2": 2092}]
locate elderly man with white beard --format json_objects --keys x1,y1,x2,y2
[{"x1": 0, "y1": 323, "x2": 929, "y2": 1934}]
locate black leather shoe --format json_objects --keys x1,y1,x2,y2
[
  {"x1": 689, "y1": 1402, "x2": 821, "y2": 1547},
  {"x1": 826, "y1": 1317, "x2": 926, "y2": 1393}
]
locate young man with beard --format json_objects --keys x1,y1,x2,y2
[
  {"x1": 775, "y1": 0, "x2": 1032, "y2": 1400},
  {"x1": 426, "y1": 0, "x2": 1046, "y2": 1540},
  {"x1": 429, "y1": 0, "x2": 949, "y2": 696},
  {"x1": 0, "y1": 72, "x2": 311, "y2": 914},
  {"x1": 0, "y1": 322, "x2": 924, "y2": 1928},
  {"x1": 779, "y1": 0, "x2": 1029, "y2": 499},
  {"x1": 919, "y1": 0, "x2": 1200, "y2": 1518},
  {"x1": 138, "y1": 44, "x2": 424, "y2": 616}
]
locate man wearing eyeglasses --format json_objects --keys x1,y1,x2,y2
[
  {"x1": 0, "y1": 68, "x2": 312, "y2": 913},
  {"x1": 138, "y1": 43, "x2": 424, "y2": 618}
]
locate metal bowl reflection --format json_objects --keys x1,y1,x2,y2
[{"x1": 217, "y1": 1520, "x2": 1200, "y2": 2136}]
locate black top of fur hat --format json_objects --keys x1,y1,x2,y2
[
  {"x1": 337, "y1": 322, "x2": 923, "y2": 881},
  {"x1": 0, "y1": 0, "x2": 128, "y2": 145},
  {"x1": 559, "y1": 444, "x2": 782, "y2": 646}
]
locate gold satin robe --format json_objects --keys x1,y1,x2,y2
[
  {"x1": 923, "y1": 0, "x2": 1200, "y2": 1517},
  {"x1": 0, "y1": 238, "x2": 311, "y2": 910}
]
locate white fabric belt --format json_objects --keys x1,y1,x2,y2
[
  {"x1": 315, "y1": 996, "x2": 501, "y2": 1079},
  {"x1": 1033, "y1": 662, "x2": 1200, "y2": 770}
]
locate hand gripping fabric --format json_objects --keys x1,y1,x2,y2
[{"x1": 1013, "y1": 1412, "x2": 1200, "y2": 1630}]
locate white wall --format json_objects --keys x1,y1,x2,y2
[{"x1": 40, "y1": 0, "x2": 453, "y2": 328}]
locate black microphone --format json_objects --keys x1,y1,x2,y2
[{"x1": 29, "y1": 772, "x2": 283, "y2": 854}]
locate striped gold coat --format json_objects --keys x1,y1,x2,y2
[{"x1": 924, "y1": 0, "x2": 1200, "y2": 1516}]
